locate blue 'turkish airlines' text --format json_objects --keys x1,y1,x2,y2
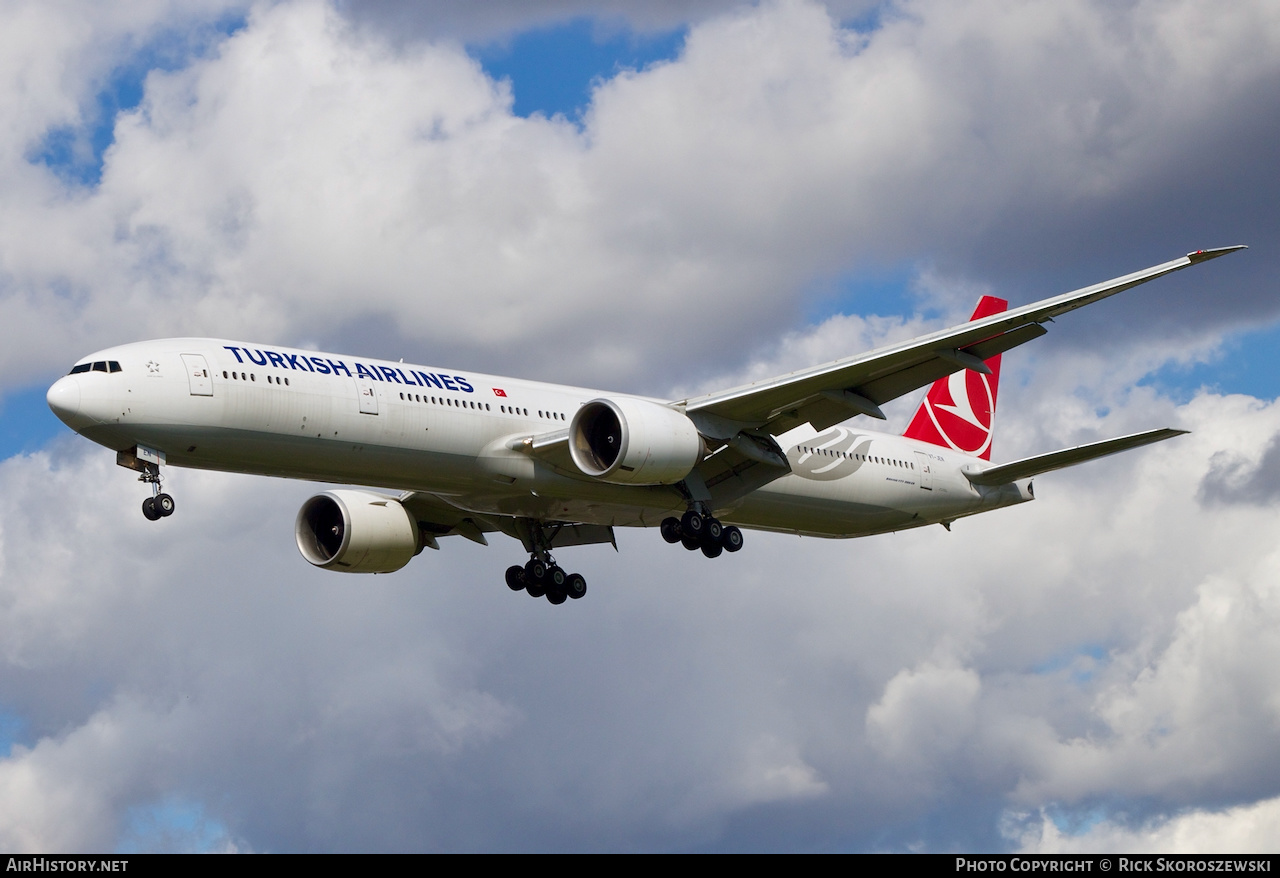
[{"x1": 222, "y1": 346, "x2": 474, "y2": 392}]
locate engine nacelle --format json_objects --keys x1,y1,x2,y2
[
  {"x1": 569, "y1": 397, "x2": 703, "y2": 485},
  {"x1": 295, "y1": 490, "x2": 420, "y2": 573}
]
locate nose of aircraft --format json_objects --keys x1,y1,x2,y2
[{"x1": 46, "y1": 376, "x2": 82, "y2": 427}]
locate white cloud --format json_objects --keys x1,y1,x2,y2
[
  {"x1": 2, "y1": 0, "x2": 1275, "y2": 391},
  {"x1": 1013, "y1": 796, "x2": 1280, "y2": 855}
]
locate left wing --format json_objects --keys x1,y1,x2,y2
[{"x1": 680, "y1": 247, "x2": 1244, "y2": 436}]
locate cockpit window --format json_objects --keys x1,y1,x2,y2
[{"x1": 69, "y1": 360, "x2": 122, "y2": 375}]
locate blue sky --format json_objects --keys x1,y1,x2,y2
[{"x1": 473, "y1": 17, "x2": 686, "y2": 120}]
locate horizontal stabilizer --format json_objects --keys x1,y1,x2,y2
[{"x1": 962, "y1": 428, "x2": 1188, "y2": 486}]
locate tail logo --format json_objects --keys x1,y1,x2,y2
[{"x1": 921, "y1": 369, "x2": 995, "y2": 457}]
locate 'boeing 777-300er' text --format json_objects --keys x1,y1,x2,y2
[{"x1": 47, "y1": 247, "x2": 1244, "y2": 604}]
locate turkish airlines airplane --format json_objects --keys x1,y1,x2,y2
[{"x1": 46, "y1": 247, "x2": 1243, "y2": 604}]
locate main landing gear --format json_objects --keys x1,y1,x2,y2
[
  {"x1": 505, "y1": 554, "x2": 588, "y2": 606},
  {"x1": 661, "y1": 509, "x2": 743, "y2": 558},
  {"x1": 138, "y1": 463, "x2": 175, "y2": 521}
]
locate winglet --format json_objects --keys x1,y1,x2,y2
[{"x1": 1187, "y1": 245, "x2": 1247, "y2": 265}]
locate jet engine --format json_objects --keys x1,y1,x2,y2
[
  {"x1": 295, "y1": 490, "x2": 421, "y2": 573},
  {"x1": 569, "y1": 397, "x2": 703, "y2": 485}
]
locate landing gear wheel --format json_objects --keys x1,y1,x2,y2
[
  {"x1": 701, "y1": 539, "x2": 723, "y2": 559},
  {"x1": 548, "y1": 566, "x2": 568, "y2": 589},
  {"x1": 705, "y1": 517, "x2": 723, "y2": 542},
  {"x1": 565, "y1": 573, "x2": 587, "y2": 600},
  {"x1": 505, "y1": 566, "x2": 527, "y2": 591},
  {"x1": 660, "y1": 517, "x2": 682, "y2": 544},
  {"x1": 681, "y1": 509, "x2": 705, "y2": 538},
  {"x1": 525, "y1": 558, "x2": 548, "y2": 584},
  {"x1": 141, "y1": 497, "x2": 160, "y2": 521},
  {"x1": 546, "y1": 588, "x2": 567, "y2": 605},
  {"x1": 681, "y1": 535, "x2": 701, "y2": 551},
  {"x1": 721, "y1": 525, "x2": 744, "y2": 552},
  {"x1": 154, "y1": 493, "x2": 175, "y2": 517}
]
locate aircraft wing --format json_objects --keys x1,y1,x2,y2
[
  {"x1": 681, "y1": 247, "x2": 1244, "y2": 436},
  {"x1": 398, "y1": 490, "x2": 616, "y2": 552},
  {"x1": 398, "y1": 491, "x2": 500, "y2": 547},
  {"x1": 962, "y1": 428, "x2": 1188, "y2": 486}
]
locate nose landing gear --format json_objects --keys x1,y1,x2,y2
[
  {"x1": 138, "y1": 463, "x2": 175, "y2": 521},
  {"x1": 661, "y1": 508, "x2": 742, "y2": 558},
  {"x1": 118, "y1": 445, "x2": 174, "y2": 521}
]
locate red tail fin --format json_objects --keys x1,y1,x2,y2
[{"x1": 902, "y1": 296, "x2": 1007, "y2": 461}]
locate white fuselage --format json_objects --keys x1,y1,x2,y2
[{"x1": 46, "y1": 338, "x2": 1032, "y2": 539}]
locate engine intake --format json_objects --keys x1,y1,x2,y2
[
  {"x1": 295, "y1": 490, "x2": 420, "y2": 573},
  {"x1": 569, "y1": 397, "x2": 702, "y2": 485}
]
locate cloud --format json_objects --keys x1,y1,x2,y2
[
  {"x1": 6, "y1": 385, "x2": 1280, "y2": 851},
  {"x1": 3, "y1": 0, "x2": 1276, "y2": 394},
  {"x1": 1013, "y1": 796, "x2": 1280, "y2": 855},
  {"x1": 1198, "y1": 427, "x2": 1280, "y2": 507}
]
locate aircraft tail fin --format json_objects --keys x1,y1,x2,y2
[{"x1": 902, "y1": 295, "x2": 1007, "y2": 461}]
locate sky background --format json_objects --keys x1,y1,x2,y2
[{"x1": 0, "y1": 0, "x2": 1278, "y2": 853}]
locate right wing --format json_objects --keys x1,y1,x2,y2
[{"x1": 680, "y1": 247, "x2": 1245, "y2": 437}]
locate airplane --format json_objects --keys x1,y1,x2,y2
[{"x1": 45, "y1": 246, "x2": 1244, "y2": 604}]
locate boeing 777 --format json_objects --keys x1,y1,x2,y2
[{"x1": 46, "y1": 247, "x2": 1244, "y2": 604}]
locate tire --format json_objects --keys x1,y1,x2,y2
[
  {"x1": 681, "y1": 535, "x2": 701, "y2": 551},
  {"x1": 701, "y1": 540, "x2": 723, "y2": 559},
  {"x1": 721, "y1": 526, "x2": 744, "y2": 553},
  {"x1": 141, "y1": 497, "x2": 160, "y2": 521},
  {"x1": 548, "y1": 566, "x2": 567, "y2": 589},
  {"x1": 660, "y1": 517, "x2": 682, "y2": 544},
  {"x1": 526, "y1": 578, "x2": 546, "y2": 598},
  {"x1": 154, "y1": 493, "x2": 175, "y2": 517},
  {"x1": 505, "y1": 565, "x2": 527, "y2": 591},
  {"x1": 565, "y1": 573, "x2": 587, "y2": 599},
  {"x1": 705, "y1": 517, "x2": 723, "y2": 542},
  {"x1": 681, "y1": 510, "x2": 704, "y2": 537},
  {"x1": 546, "y1": 588, "x2": 567, "y2": 605},
  {"x1": 525, "y1": 558, "x2": 547, "y2": 583}
]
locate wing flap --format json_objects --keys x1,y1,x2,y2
[{"x1": 962, "y1": 428, "x2": 1188, "y2": 486}]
